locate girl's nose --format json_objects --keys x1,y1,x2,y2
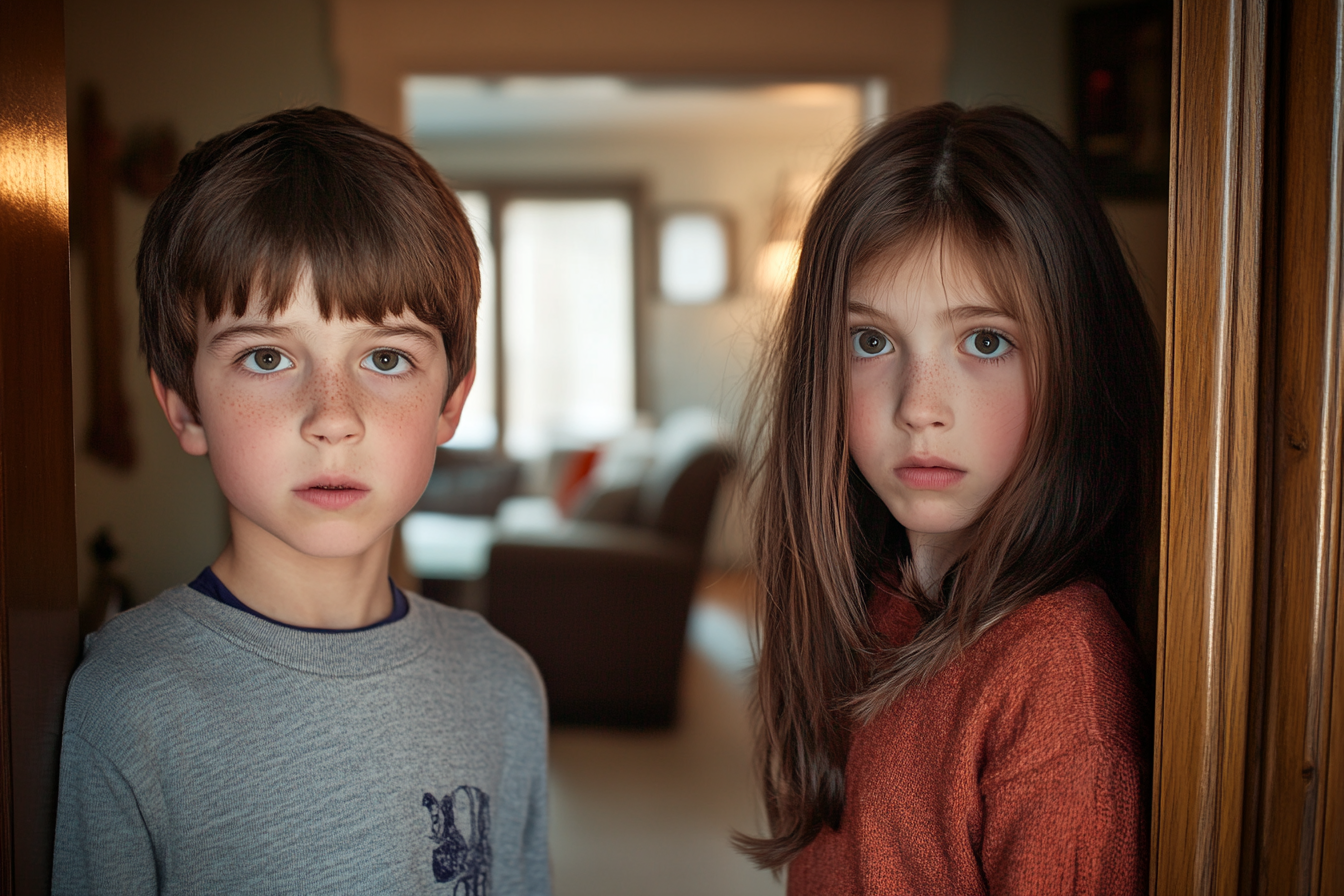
[
  {"x1": 896, "y1": 357, "x2": 952, "y2": 430},
  {"x1": 301, "y1": 368, "x2": 365, "y2": 445}
]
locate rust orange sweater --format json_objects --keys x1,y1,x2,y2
[{"x1": 788, "y1": 580, "x2": 1148, "y2": 895}]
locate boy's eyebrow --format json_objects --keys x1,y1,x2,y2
[
  {"x1": 207, "y1": 324, "x2": 293, "y2": 350},
  {"x1": 362, "y1": 325, "x2": 442, "y2": 348},
  {"x1": 206, "y1": 322, "x2": 442, "y2": 351}
]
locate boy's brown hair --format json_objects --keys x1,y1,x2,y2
[{"x1": 138, "y1": 106, "x2": 479, "y2": 415}]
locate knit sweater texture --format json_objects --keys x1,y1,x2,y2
[
  {"x1": 53, "y1": 585, "x2": 550, "y2": 895},
  {"x1": 788, "y1": 580, "x2": 1148, "y2": 895}
]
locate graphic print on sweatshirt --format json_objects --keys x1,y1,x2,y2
[{"x1": 423, "y1": 786, "x2": 492, "y2": 893}]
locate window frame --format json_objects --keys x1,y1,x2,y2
[{"x1": 449, "y1": 180, "x2": 646, "y2": 456}]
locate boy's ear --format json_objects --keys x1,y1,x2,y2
[
  {"x1": 436, "y1": 363, "x2": 477, "y2": 446},
  {"x1": 150, "y1": 371, "x2": 209, "y2": 456}
]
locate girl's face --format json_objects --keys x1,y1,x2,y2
[{"x1": 847, "y1": 241, "x2": 1033, "y2": 563}]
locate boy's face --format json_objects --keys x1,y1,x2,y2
[{"x1": 153, "y1": 274, "x2": 471, "y2": 564}]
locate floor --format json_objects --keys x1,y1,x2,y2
[{"x1": 547, "y1": 571, "x2": 786, "y2": 896}]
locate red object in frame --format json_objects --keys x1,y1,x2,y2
[{"x1": 554, "y1": 448, "x2": 601, "y2": 516}]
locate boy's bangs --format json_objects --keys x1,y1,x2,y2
[
  {"x1": 189, "y1": 160, "x2": 472, "y2": 342},
  {"x1": 139, "y1": 106, "x2": 480, "y2": 416}
]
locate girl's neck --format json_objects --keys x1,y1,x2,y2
[{"x1": 906, "y1": 529, "x2": 972, "y2": 594}]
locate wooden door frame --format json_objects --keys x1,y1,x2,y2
[
  {"x1": 0, "y1": 0, "x2": 80, "y2": 893},
  {"x1": 5, "y1": 0, "x2": 1344, "y2": 892},
  {"x1": 1153, "y1": 0, "x2": 1344, "y2": 892}
]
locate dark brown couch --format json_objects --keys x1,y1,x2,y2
[{"x1": 486, "y1": 432, "x2": 733, "y2": 727}]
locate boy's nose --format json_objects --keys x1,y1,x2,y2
[
  {"x1": 896, "y1": 357, "x2": 952, "y2": 430},
  {"x1": 301, "y1": 372, "x2": 365, "y2": 445}
]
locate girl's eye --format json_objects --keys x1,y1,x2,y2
[
  {"x1": 242, "y1": 349, "x2": 293, "y2": 374},
  {"x1": 363, "y1": 349, "x2": 409, "y2": 375},
  {"x1": 851, "y1": 328, "x2": 892, "y2": 357},
  {"x1": 963, "y1": 330, "x2": 1013, "y2": 359}
]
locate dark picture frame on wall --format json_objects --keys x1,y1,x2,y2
[{"x1": 1070, "y1": 2, "x2": 1172, "y2": 198}]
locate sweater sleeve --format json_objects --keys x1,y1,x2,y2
[
  {"x1": 979, "y1": 739, "x2": 1147, "y2": 895},
  {"x1": 976, "y1": 589, "x2": 1149, "y2": 896},
  {"x1": 52, "y1": 731, "x2": 159, "y2": 895},
  {"x1": 522, "y1": 749, "x2": 552, "y2": 894}
]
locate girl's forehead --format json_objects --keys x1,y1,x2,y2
[
  {"x1": 849, "y1": 237, "x2": 1026, "y2": 318},
  {"x1": 851, "y1": 238, "x2": 1003, "y2": 305}
]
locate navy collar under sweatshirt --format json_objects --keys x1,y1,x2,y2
[{"x1": 188, "y1": 566, "x2": 409, "y2": 633}]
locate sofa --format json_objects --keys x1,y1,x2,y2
[{"x1": 405, "y1": 410, "x2": 733, "y2": 727}]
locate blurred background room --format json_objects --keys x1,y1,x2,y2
[{"x1": 64, "y1": 0, "x2": 1170, "y2": 891}]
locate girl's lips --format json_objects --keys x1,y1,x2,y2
[
  {"x1": 894, "y1": 466, "x2": 966, "y2": 490},
  {"x1": 295, "y1": 484, "x2": 369, "y2": 510}
]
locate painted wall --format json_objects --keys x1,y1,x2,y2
[
  {"x1": 329, "y1": 0, "x2": 950, "y2": 134},
  {"x1": 65, "y1": 0, "x2": 338, "y2": 603},
  {"x1": 947, "y1": 0, "x2": 1170, "y2": 329}
]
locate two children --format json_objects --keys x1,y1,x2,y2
[
  {"x1": 740, "y1": 104, "x2": 1158, "y2": 892},
  {"x1": 53, "y1": 108, "x2": 549, "y2": 894},
  {"x1": 54, "y1": 100, "x2": 1157, "y2": 893}
]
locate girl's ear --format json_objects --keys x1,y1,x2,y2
[
  {"x1": 150, "y1": 371, "x2": 209, "y2": 456},
  {"x1": 435, "y1": 362, "x2": 477, "y2": 446}
]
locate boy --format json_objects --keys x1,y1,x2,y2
[{"x1": 53, "y1": 107, "x2": 550, "y2": 894}]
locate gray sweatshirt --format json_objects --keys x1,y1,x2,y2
[{"x1": 53, "y1": 585, "x2": 550, "y2": 895}]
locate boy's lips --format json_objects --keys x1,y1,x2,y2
[
  {"x1": 894, "y1": 457, "x2": 965, "y2": 490},
  {"x1": 294, "y1": 477, "x2": 370, "y2": 510}
]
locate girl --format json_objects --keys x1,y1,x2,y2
[{"x1": 738, "y1": 103, "x2": 1160, "y2": 894}]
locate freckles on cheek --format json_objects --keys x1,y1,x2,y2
[
  {"x1": 975, "y1": 381, "x2": 1032, "y2": 465},
  {"x1": 378, "y1": 388, "x2": 450, "y2": 453},
  {"x1": 217, "y1": 392, "x2": 291, "y2": 447}
]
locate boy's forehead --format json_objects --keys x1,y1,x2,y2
[
  {"x1": 195, "y1": 258, "x2": 448, "y2": 335},
  {"x1": 196, "y1": 293, "x2": 443, "y2": 349},
  {"x1": 197, "y1": 284, "x2": 437, "y2": 329}
]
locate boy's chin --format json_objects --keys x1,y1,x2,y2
[
  {"x1": 279, "y1": 526, "x2": 395, "y2": 562},
  {"x1": 231, "y1": 513, "x2": 398, "y2": 565}
]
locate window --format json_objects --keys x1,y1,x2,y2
[
  {"x1": 449, "y1": 188, "x2": 638, "y2": 460},
  {"x1": 657, "y1": 210, "x2": 732, "y2": 304},
  {"x1": 452, "y1": 190, "x2": 497, "y2": 450}
]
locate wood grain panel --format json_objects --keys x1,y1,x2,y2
[
  {"x1": 1158, "y1": 0, "x2": 1344, "y2": 892},
  {"x1": 1153, "y1": 0, "x2": 1267, "y2": 892},
  {"x1": 0, "y1": 0, "x2": 79, "y2": 891},
  {"x1": 1250, "y1": 1, "x2": 1344, "y2": 891}
]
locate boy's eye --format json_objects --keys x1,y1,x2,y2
[
  {"x1": 363, "y1": 349, "x2": 409, "y2": 375},
  {"x1": 242, "y1": 349, "x2": 293, "y2": 374},
  {"x1": 963, "y1": 329, "x2": 1012, "y2": 359},
  {"x1": 851, "y1": 328, "x2": 892, "y2": 357}
]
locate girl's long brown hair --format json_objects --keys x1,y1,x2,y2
[{"x1": 735, "y1": 103, "x2": 1161, "y2": 869}]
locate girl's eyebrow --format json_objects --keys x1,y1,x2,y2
[
  {"x1": 845, "y1": 301, "x2": 1017, "y2": 323},
  {"x1": 943, "y1": 304, "x2": 1017, "y2": 322}
]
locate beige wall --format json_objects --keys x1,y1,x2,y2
[
  {"x1": 330, "y1": 0, "x2": 951, "y2": 134},
  {"x1": 65, "y1": 0, "x2": 338, "y2": 603},
  {"x1": 947, "y1": 0, "x2": 1170, "y2": 330}
]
